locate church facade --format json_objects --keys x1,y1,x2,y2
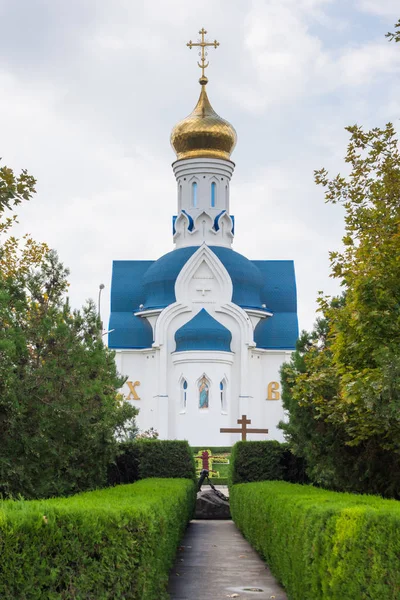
[{"x1": 108, "y1": 33, "x2": 298, "y2": 446}]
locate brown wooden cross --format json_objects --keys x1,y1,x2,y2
[{"x1": 220, "y1": 414, "x2": 269, "y2": 441}]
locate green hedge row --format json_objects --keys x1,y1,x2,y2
[
  {"x1": 229, "y1": 441, "x2": 308, "y2": 485},
  {"x1": 0, "y1": 478, "x2": 195, "y2": 600},
  {"x1": 230, "y1": 481, "x2": 400, "y2": 600},
  {"x1": 191, "y1": 446, "x2": 232, "y2": 454},
  {"x1": 108, "y1": 440, "x2": 196, "y2": 486}
]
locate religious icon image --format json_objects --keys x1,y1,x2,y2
[{"x1": 199, "y1": 376, "x2": 209, "y2": 409}]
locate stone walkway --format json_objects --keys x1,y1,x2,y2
[{"x1": 168, "y1": 520, "x2": 287, "y2": 600}]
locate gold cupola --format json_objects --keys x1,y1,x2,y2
[
  {"x1": 171, "y1": 82, "x2": 237, "y2": 161},
  {"x1": 171, "y1": 28, "x2": 237, "y2": 161}
]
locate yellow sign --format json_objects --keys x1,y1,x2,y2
[
  {"x1": 127, "y1": 381, "x2": 141, "y2": 400},
  {"x1": 267, "y1": 381, "x2": 280, "y2": 401}
]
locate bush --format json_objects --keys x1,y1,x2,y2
[
  {"x1": 0, "y1": 478, "x2": 195, "y2": 599},
  {"x1": 229, "y1": 441, "x2": 308, "y2": 486},
  {"x1": 231, "y1": 481, "x2": 400, "y2": 600},
  {"x1": 191, "y1": 446, "x2": 232, "y2": 454},
  {"x1": 107, "y1": 440, "x2": 141, "y2": 486},
  {"x1": 108, "y1": 440, "x2": 196, "y2": 485}
]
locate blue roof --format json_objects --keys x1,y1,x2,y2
[
  {"x1": 109, "y1": 311, "x2": 153, "y2": 349},
  {"x1": 175, "y1": 309, "x2": 232, "y2": 352},
  {"x1": 253, "y1": 260, "x2": 298, "y2": 350},
  {"x1": 108, "y1": 260, "x2": 154, "y2": 349},
  {"x1": 142, "y1": 246, "x2": 263, "y2": 310},
  {"x1": 108, "y1": 247, "x2": 298, "y2": 350}
]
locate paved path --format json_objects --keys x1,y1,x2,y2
[{"x1": 168, "y1": 520, "x2": 287, "y2": 600}]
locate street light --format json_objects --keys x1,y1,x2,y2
[{"x1": 98, "y1": 283, "x2": 105, "y2": 331}]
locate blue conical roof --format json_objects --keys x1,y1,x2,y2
[{"x1": 175, "y1": 309, "x2": 232, "y2": 352}]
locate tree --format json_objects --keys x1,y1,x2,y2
[
  {"x1": 386, "y1": 19, "x2": 400, "y2": 43},
  {"x1": 281, "y1": 123, "x2": 400, "y2": 497},
  {"x1": 0, "y1": 161, "x2": 137, "y2": 499}
]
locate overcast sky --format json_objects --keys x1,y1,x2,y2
[{"x1": 1, "y1": 0, "x2": 399, "y2": 333}]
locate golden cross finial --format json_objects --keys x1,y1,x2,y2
[{"x1": 187, "y1": 28, "x2": 219, "y2": 84}]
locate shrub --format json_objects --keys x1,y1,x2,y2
[
  {"x1": 191, "y1": 446, "x2": 232, "y2": 454},
  {"x1": 108, "y1": 439, "x2": 196, "y2": 485},
  {"x1": 231, "y1": 481, "x2": 400, "y2": 600},
  {"x1": 139, "y1": 440, "x2": 196, "y2": 480},
  {"x1": 0, "y1": 478, "x2": 195, "y2": 600},
  {"x1": 229, "y1": 441, "x2": 308, "y2": 486},
  {"x1": 107, "y1": 440, "x2": 140, "y2": 486}
]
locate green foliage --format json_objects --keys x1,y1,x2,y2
[
  {"x1": 191, "y1": 446, "x2": 232, "y2": 454},
  {"x1": 386, "y1": 19, "x2": 400, "y2": 42},
  {"x1": 0, "y1": 160, "x2": 137, "y2": 499},
  {"x1": 0, "y1": 479, "x2": 195, "y2": 599},
  {"x1": 282, "y1": 123, "x2": 400, "y2": 497},
  {"x1": 229, "y1": 441, "x2": 308, "y2": 486},
  {"x1": 107, "y1": 441, "x2": 141, "y2": 486},
  {"x1": 108, "y1": 440, "x2": 196, "y2": 485},
  {"x1": 139, "y1": 440, "x2": 196, "y2": 480},
  {"x1": 231, "y1": 481, "x2": 400, "y2": 600}
]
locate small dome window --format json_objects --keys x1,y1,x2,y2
[
  {"x1": 211, "y1": 182, "x2": 216, "y2": 207},
  {"x1": 192, "y1": 181, "x2": 198, "y2": 207},
  {"x1": 181, "y1": 378, "x2": 188, "y2": 412},
  {"x1": 220, "y1": 379, "x2": 227, "y2": 412}
]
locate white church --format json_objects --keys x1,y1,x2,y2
[{"x1": 108, "y1": 30, "x2": 298, "y2": 446}]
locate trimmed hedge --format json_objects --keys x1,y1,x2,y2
[
  {"x1": 108, "y1": 439, "x2": 196, "y2": 486},
  {"x1": 191, "y1": 446, "x2": 232, "y2": 454},
  {"x1": 229, "y1": 441, "x2": 307, "y2": 486},
  {"x1": 231, "y1": 481, "x2": 400, "y2": 600},
  {"x1": 0, "y1": 478, "x2": 195, "y2": 599}
]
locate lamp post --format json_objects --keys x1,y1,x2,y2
[{"x1": 98, "y1": 283, "x2": 105, "y2": 332}]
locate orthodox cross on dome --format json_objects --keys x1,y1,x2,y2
[
  {"x1": 187, "y1": 28, "x2": 219, "y2": 83},
  {"x1": 220, "y1": 414, "x2": 269, "y2": 441}
]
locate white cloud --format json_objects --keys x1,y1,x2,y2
[
  {"x1": 0, "y1": 0, "x2": 399, "y2": 333},
  {"x1": 357, "y1": 0, "x2": 400, "y2": 19}
]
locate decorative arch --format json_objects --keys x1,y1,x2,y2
[
  {"x1": 194, "y1": 210, "x2": 213, "y2": 238},
  {"x1": 174, "y1": 243, "x2": 233, "y2": 306}
]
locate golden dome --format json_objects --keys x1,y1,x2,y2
[{"x1": 171, "y1": 82, "x2": 237, "y2": 161}]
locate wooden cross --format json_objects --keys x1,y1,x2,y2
[
  {"x1": 220, "y1": 414, "x2": 269, "y2": 441},
  {"x1": 187, "y1": 28, "x2": 219, "y2": 81}
]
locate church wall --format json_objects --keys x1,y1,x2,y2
[
  {"x1": 170, "y1": 350, "x2": 234, "y2": 446},
  {"x1": 115, "y1": 349, "x2": 162, "y2": 436}
]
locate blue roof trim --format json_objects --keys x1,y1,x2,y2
[
  {"x1": 181, "y1": 209, "x2": 194, "y2": 232},
  {"x1": 172, "y1": 215, "x2": 177, "y2": 235},
  {"x1": 231, "y1": 215, "x2": 235, "y2": 236},
  {"x1": 175, "y1": 309, "x2": 232, "y2": 352},
  {"x1": 213, "y1": 210, "x2": 226, "y2": 232}
]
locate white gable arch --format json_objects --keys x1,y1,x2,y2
[{"x1": 174, "y1": 243, "x2": 233, "y2": 306}]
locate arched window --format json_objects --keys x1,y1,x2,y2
[
  {"x1": 181, "y1": 379, "x2": 188, "y2": 411},
  {"x1": 220, "y1": 379, "x2": 227, "y2": 412},
  {"x1": 199, "y1": 375, "x2": 209, "y2": 409},
  {"x1": 192, "y1": 181, "x2": 198, "y2": 207},
  {"x1": 179, "y1": 184, "x2": 182, "y2": 208},
  {"x1": 211, "y1": 182, "x2": 216, "y2": 207}
]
